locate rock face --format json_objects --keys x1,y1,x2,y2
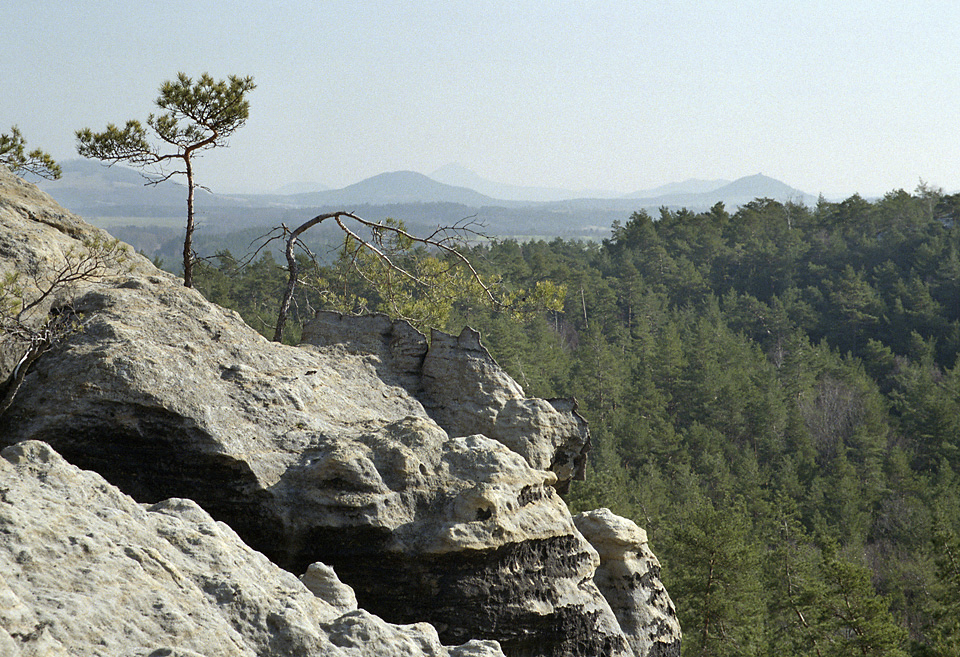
[
  {"x1": 0, "y1": 167, "x2": 679, "y2": 656},
  {"x1": 300, "y1": 311, "x2": 591, "y2": 492},
  {"x1": 0, "y1": 440, "x2": 504, "y2": 657},
  {"x1": 574, "y1": 510, "x2": 682, "y2": 657}
]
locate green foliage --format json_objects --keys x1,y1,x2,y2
[
  {"x1": 306, "y1": 217, "x2": 509, "y2": 332},
  {"x1": 191, "y1": 186, "x2": 960, "y2": 655},
  {"x1": 924, "y1": 511, "x2": 960, "y2": 655},
  {"x1": 816, "y1": 537, "x2": 909, "y2": 657},
  {"x1": 0, "y1": 125, "x2": 61, "y2": 179},
  {"x1": 75, "y1": 120, "x2": 153, "y2": 166},
  {"x1": 151, "y1": 72, "x2": 255, "y2": 146},
  {"x1": 76, "y1": 73, "x2": 255, "y2": 165},
  {"x1": 667, "y1": 497, "x2": 764, "y2": 657},
  {"x1": 191, "y1": 225, "x2": 567, "y2": 346},
  {"x1": 192, "y1": 251, "x2": 292, "y2": 340}
]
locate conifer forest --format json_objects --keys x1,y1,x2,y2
[{"x1": 189, "y1": 187, "x2": 960, "y2": 656}]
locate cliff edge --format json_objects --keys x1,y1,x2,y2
[{"x1": 0, "y1": 166, "x2": 680, "y2": 657}]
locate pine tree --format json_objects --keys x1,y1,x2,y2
[
  {"x1": 77, "y1": 72, "x2": 255, "y2": 287},
  {"x1": 0, "y1": 125, "x2": 61, "y2": 179},
  {"x1": 816, "y1": 537, "x2": 909, "y2": 657},
  {"x1": 666, "y1": 497, "x2": 764, "y2": 657}
]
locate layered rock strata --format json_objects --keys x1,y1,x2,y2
[
  {"x1": 0, "y1": 440, "x2": 504, "y2": 657},
  {"x1": 0, "y1": 167, "x2": 679, "y2": 656},
  {"x1": 574, "y1": 510, "x2": 681, "y2": 657}
]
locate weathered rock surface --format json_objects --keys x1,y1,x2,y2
[
  {"x1": 0, "y1": 440, "x2": 504, "y2": 657},
  {"x1": 0, "y1": 167, "x2": 679, "y2": 656},
  {"x1": 300, "y1": 311, "x2": 591, "y2": 492},
  {"x1": 574, "y1": 510, "x2": 681, "y2": 657}
]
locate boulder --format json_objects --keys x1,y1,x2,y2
[
  {"x1": 300, "y1": 312, "x2": 591, "y2": 492},
  {"x1": 0, "y1": 440, "x2": 505, "y2": 657}
]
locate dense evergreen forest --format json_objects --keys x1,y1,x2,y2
[{"x1": 186, "y1": 186, "x2": 960, "y2": 657}]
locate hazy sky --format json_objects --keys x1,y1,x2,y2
[{"x1": 5, "y1": 1, "x2": 959, "y2": 198}]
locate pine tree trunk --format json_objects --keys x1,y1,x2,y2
[{"x1": 183, "y1": 156, "x2": 195, "y2": 288}]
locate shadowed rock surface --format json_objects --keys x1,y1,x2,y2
[
  {"x1": 0, "y1": 167, "x2": 679, "y2": 656},
  {"x1": 0, "y1": 440, "x2": 504, "y2": 657}
]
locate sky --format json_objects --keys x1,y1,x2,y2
[{"x1": 4, "y1": 1, "x2": 960, "y2": 199}]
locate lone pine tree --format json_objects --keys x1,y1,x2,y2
[{"x1": 77, "y1": 72, "x2": 255, "y2": 287}]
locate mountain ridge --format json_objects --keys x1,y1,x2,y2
[
  {"x1": 430, "y1": 163, "x2": 623, "y2": 202},
  {"x1": 624, "y1": 177, "x2": 731, "y2": 198},
  {"x1": 39, "y1": 160, "x2": 817, "y2": 213},
  {"x1": 287, "y1": 170, "x2": 501, "y2": 207}
]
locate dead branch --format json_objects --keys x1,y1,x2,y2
[
  {"x1": 271, "y1": 212, "x2": 496, "y2": 343},
  {"x1": 0, "y1": 308, "x2": 83, "y2": 416},
  {"x1": 0, "y1": 237, "x2": 126, "y2": 416}
]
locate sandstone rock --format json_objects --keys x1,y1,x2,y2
[
  {"x1": 420, "y1": 327, "x2": 590, "y2": 491},
  {"x1": 0, "y1": 168, "x2": 650, "y2": 656},
  {"x1": 574, "y1": 509, "x2": 681, "y2": 657},
  {"x1": 300, "y1": 562, "x2": 358, "y2": 615},
  {"x1": 0, "y1": 440, "x2": 505, "y2": 657},
  {"x1": 301, "y1": 311, "x2": 591, "y2": 492}
]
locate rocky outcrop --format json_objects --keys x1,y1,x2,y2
[
  {"x1": 574, "y1": 510, "x2": 681, "y2": 657},
  {"x1": 0, "y1": 440, "x2": 503, "y2": 657},
  {"x1": 0, "y1": 166, "x2": 679, "y2": 656},
  {"x1": 299, "y1": 310, "x2": 429, "y2": 394},
  {"x1": 300, "y1": 312, "x2": 591, "y2": 492}
]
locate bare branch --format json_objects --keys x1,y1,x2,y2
[
  {"x1": 1, "y1": 237, "x2": 126, "y2": 417},
  {"x1": 13, "y1": 237, "x2": 127, "y2": 322},
  {"x1": 271, "y1": 211, "x2": 498, "y2": 343},
  {"x1": 142, "y1": 168, "x2": 188, "y2": 186},
  {"x1": 242, "y1": 226, "x2": 288, "y2": 267},
  {"x1": 0, "y1": 307, "x2": 85, "y2": 416}
]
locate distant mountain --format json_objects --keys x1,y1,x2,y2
[
  {"x1": 712, "y1": 173, "x2": 806, "y2": 200},
  {"x1": 35, "y1": 159, "x2": 250, "y2": 214},
  {"x1": 272, "y1": 181, "x2": 329, "y2": 195},
  {"x1": 624, "y1": 178, "x2": 730, "y2": 198},
  {"x1": 625, "y1": 173, "x2": 816, "y2": 208},
  {"x1": 430, "y1": 163, "x2": 622, "y2": 202},
  {"x1": 540, "y1": 174, "x2": 817, "y2": 214},
  {"x1": 36, "y1": 159, "x2": 189, "y2": 210},
  {"x1": 288, "y1": 170, "x2": 501, "y2": 207}
]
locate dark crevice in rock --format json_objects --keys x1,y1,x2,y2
[
  {"x1": 0, "y1": 402, "x2": 283, "y2": 560},
  {"x1": 300, "y1": 534, "x2": 626, "y2": 657},
  {"x1": 517, "y1": 484, "x2": 550, "y2": 507},
  {"x1": 646, "y1": 640, "x2": 682, "y2": 657}
]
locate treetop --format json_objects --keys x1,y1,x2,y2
[{"x1": 150, "y1": 73, "x2": 256, "y2": 149}]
